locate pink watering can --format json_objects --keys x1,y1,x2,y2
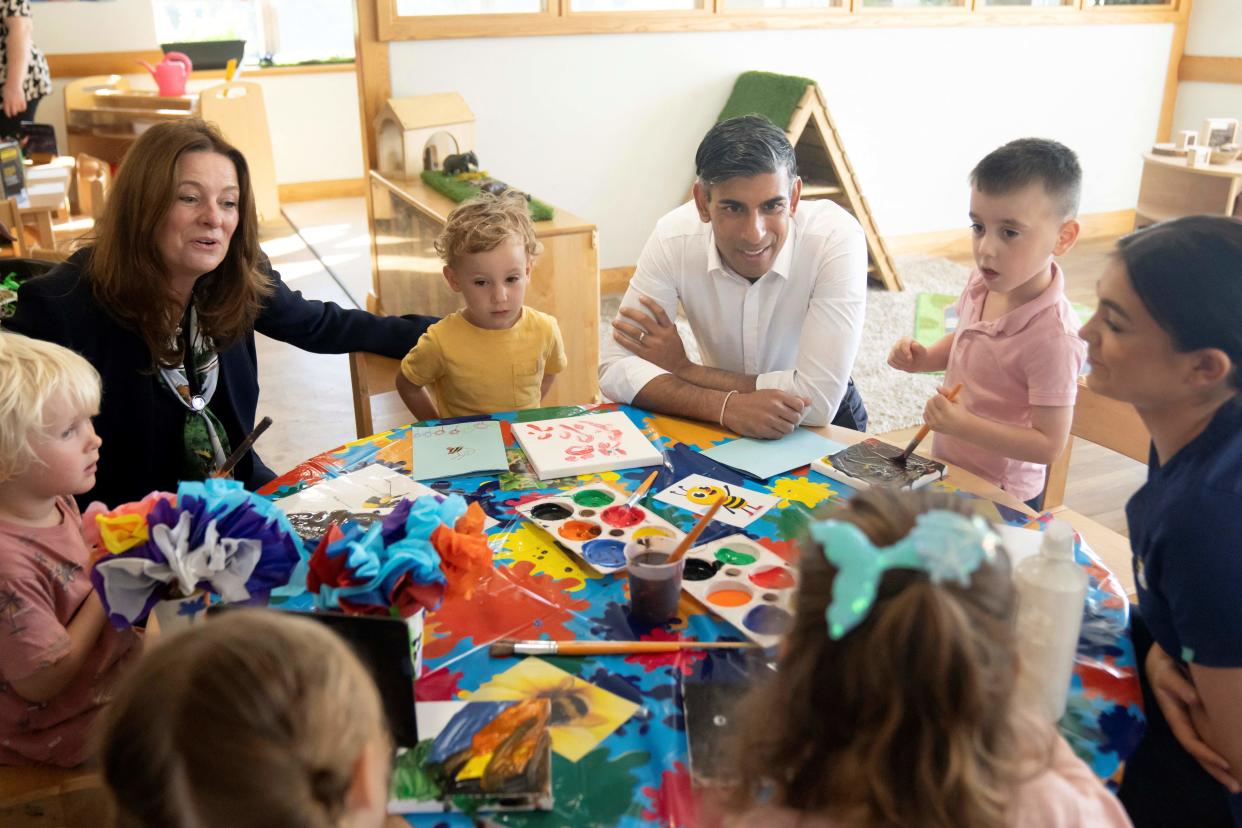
[{"x1": 138, "y1": 52, "x2": 193, "y2": 97}]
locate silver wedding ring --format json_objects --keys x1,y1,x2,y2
[{"x1": 638, "y1": 330, "x2": 646, "y2": 344}]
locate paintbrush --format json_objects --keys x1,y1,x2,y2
[
  {"x1": 489, "y1": 638, "x2": 756, "y2": 657},
  {"x1": 216, "y1": 416, "x2": 273, "y2": 478},
  {"x1": 665, "y1": 497, "x2": 725, "y2": 565},
  {"x1": 624, "y1": 470, "x2": 660, "y2": 508},
  {"x1": 896, "y1": 383, "x2": 964, "y2": 465}
]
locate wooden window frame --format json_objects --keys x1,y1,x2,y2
[{"x1": 376, "y1": 0, "x2": 1183, "y2": 40}]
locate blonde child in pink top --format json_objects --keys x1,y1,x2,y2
[
  {"x1": 889, "y1": 138, "x2": 1087, "y2": 509},
  {"x1": 718, "y1": 489, "x2": 1131, "y2": 828},
  {"x1": 0, "y1": 332, "x2": 140, "y2": 767}
]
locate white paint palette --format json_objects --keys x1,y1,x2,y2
[
  {"x1": 514, "y1": 483, "x2": 685, "y2": 574},
  {"x1": 681, "y1": 534, "x2": 798, "y2": 647}
]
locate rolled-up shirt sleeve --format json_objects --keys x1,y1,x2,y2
[
  {"x1": 755, "y1": 221, "x2": 867, "y2": 426},
  {"x1": 598, "y1": 227, "x2": 681, "y2": 404}
]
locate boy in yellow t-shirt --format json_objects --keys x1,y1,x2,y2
[{"x1": 396, "y1": 190, "x2": 567, "y2": 420}]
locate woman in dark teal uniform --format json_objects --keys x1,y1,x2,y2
[{"x1": 1080, "y1": 215, "x2": 1242, "y2": 827}]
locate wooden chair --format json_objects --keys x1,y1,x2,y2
[
  {"x1": 198, "y1": 82, "x2": 281, "y2": 223},
  {"x1": 1041, "y1": 380, "x2": 1150, "y2": 598},
  {"x1": 0, "y1": 197, "x2": 29, "y2": 257},
  {"x1": 1043, "y1": 380, "x2": 1150, "y2": 512},
  {"x1": 0, "y1": 766, "x2": 109, "y2": 828},
  {"x1": 349, "y1": 351, "x2": 402, "y2": 439},
  {"x1": 74, "y1": 153, "x2": 112, "y2": 221}
]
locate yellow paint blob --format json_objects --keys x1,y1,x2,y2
[
  {"x1": 496, "y1": 523, "x2": 596, "y2": 588},
  {"x1": 633, "y1": 526, "x2": 675, "y2": 541},
  {"x1": 707, "y1": 589, "x2": 752, "y2": 608},
  {"x1": 770, "y1": 476, "x2": 836, "y2": 509}
]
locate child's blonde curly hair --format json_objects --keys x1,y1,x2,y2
[
  {"x1": 0, "y1": 332, "x2": 102, "y2": 482},
  {"x1": 435, "y1": 190, "x2": 542, "y2": 266}
]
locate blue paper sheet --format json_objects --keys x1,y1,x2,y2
[
  {"x1": 700, "y1": 429, "x2": 848, "y2": 481},
  {"x1": 409, "y1": 421, "x2": 508, "y2": 481}
]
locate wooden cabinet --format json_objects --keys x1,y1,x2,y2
[
  {"x1": 1135, "y1": 153, "x2": 1242, "y2": 229},
  {"x1": 367, "y1": 171, "x2": 600, "y2": 407}
]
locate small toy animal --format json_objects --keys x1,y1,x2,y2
[
  {"x1": 480, "y1": 177, "x2": 533, "y2": 202},
  {"x1": 443, "y1": 151, "x2": 479, "y2": 176}
]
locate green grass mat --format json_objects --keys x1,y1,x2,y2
[
  {"x1": 420, "y1": 171, "x2": 555, "y2": 222},
  {"x1": 914, "y1": 292, "x2": 1094, "y2": 347},
  {"x1": 717, "y1": 70, "x2": 817, "y2": 128}
]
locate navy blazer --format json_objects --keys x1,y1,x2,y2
[{"x1": 6, "y1": 249, "x2": 435, "y2": 508}]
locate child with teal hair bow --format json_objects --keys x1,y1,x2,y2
[{"x1": 718, "y1": 488, "x2": 1131, "y2": 828}]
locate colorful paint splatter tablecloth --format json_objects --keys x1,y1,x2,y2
[{"x1": 259, "y1": 404, "x2": 1143, "y2": 827}]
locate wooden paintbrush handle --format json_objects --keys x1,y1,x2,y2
[
  {"x1": 666, "y1": 497, "x2": 725, "y2": 564},
  {"x1": 557, "y1": 640, "x2": 753, "y2": 655}
]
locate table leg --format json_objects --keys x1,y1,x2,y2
[{"x1": 34, "y1": 211, "x2": 54, "y2": 248}]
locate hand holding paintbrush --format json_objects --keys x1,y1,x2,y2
[{"x1": 897, "y1": 384, "x2": 963, "y2": 465}]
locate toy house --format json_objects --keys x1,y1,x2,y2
[{"x1": 374, "y1": 92, "x2": 475, "y2": 178}]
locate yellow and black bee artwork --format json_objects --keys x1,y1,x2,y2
[{"x1": 672, "y1": 482, "x2": 761, "y2": 519}]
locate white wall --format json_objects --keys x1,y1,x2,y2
[
  {"x1": 1171, "y1": 0, "x2": 1242, "y2": 140},
  {"x1": 390, "y1": 25, "x2": 1172, "y2": 269},
  {"x1": 32, "y1": 0, "x2": 158, "y2": 54},
  {"x1": 34, "y1": 0, "x2": 361, "y2": 184}
]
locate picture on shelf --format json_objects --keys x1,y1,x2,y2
[{"x1": 1199, "y1": 118, "x2": 1239, "y2": 149}]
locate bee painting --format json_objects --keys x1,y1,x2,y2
[
  {"x1": 655, "y1": 473, "x2": 781, "y2": 529},
  {"x1": 677, "y1": 483, "x2": 761, "y2": 519}
]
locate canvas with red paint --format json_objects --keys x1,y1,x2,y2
[{"x1": 513, "y1": 412, "x2": 664, "y2": 479}]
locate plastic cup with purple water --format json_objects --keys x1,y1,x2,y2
[{"x1": 625, "y1": 537, "x2": 685, "y2": 625}]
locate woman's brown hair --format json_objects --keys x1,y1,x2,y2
[
  {"x1": 87, "y1": 118, "x2": 272, "y2": 368},
  {"x1": 729, "y1": 489, "x2": 1028, "y2": 828},
  {"x1": 98, "y1": 610, "x2": 387, "y2": 828}
]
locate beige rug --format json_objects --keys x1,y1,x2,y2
[{"x1": 599, "y1": 255, "x2": 971, "y2": 434}]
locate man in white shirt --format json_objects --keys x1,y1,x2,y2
[{"x1": 598, "y1": 115, "x2": 868, "y2": 439}]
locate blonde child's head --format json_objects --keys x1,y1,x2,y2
[
  {"x1": 99, "y1": 609, "x2": 391, "y2": 828},
  {"x1": 730, "y1": 489, "x2": 1022, "y2": 828},
  {"x1": 435, "y1": 190, "x2": 543, "y2": 330},
  {"x1": 967, "y1": 138, "x2": 1082, "y2": 296},
  {"x1": 0, "y1": 332, "x2": 102, "y2": 487}
]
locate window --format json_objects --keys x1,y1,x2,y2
[
  {"x1": 151, "y1": 0, "x2": 356, "y2": 66},
  {"x1": 395, "y1": 0, "x2": 544, "y2": 14},
  {"x1": 378, "y1": 0, "x2": 1184, "y2": 39}
]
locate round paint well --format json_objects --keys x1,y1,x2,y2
[
  {"x1": 582, "y1": 539, "x2": 626, "y2": 568},
  {"x1": 683, "y1": 559, "x2": 719, "y2": 581},
  {"x1": 609, "y1": 529, "x2": 625, "y2": 537},
  {"x1": 714, "y1": 545, "x2": 759, "y2": 566},
  {"x1": 633, "y1": 526, "x2": 674, "y2": 541},
  {"x1": 706, "y1": 581, "x2": 754, "y2": 608},
  {"x1": 743, "y1": 604, "x2": 793, "y2": 636},
  {"x1": 749, "y1": 566, "x2": 796, "y2": 590},
  {"x1": 558, "y1": 520, "x2": 601, "y2": 542},
  {"x1": 724, "y1": 567, "x2": 741, "y2": 577},
  {"x1": 530, "y1": 502, "x2": 573, "y2": 522},
  {"x1": 601, "y1": 504, "x2": 645, "y2": 528},
  {"x1": 572, "y1": 489, "x2": 615, "y2": 508},
  {"x1": 578, "y1": 508, "x2": 596, "y2": 517}
]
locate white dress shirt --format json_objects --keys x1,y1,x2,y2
[{"x1": 598, "y1": 198, "x2": 868, "y2": 426}]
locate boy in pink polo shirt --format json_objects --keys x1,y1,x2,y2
[{"x1": 888, "y1": 138, "x2": 1086, "y2": 510}]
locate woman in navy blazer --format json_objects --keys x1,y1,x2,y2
[{"x1": 7, "y1": 120, "x2": 435, "y2": 508}]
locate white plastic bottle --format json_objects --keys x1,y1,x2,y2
[{"x1": 1014, "y1": 519, "x2": 1088, "y2": 722}]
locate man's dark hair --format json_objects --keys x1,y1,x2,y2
[
  {"x1": 970, "y1": 138, "x2": 1082, "y2": 218},
  {"x1": 695, "y1": 114, "x2": 798, "y2": 191}
]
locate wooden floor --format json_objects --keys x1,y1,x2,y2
[{"x1": 256, "y1": 210, "x2": 1144, "y2": 536}]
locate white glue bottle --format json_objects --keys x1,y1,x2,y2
[{"x1": 1014, "y1": 519, "x2": 1088, "y2": 722}]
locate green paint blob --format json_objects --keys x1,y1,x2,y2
[
  {"x1": 572, "y1": 489, "x2": 615, "y2": 507},
  {"x1": 715, "y1": 546, "x2": 758, "y2": 565}
]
